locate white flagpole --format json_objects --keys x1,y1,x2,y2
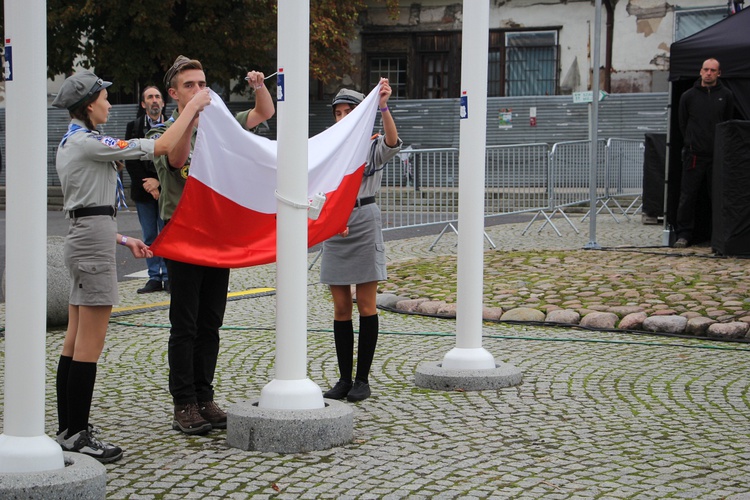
[
  {"x1": 259, "y1": 0, "x2": 323, "y2": 409},
  {"x1": 585, "y1": 0, "x2": 603, "y2": 250},
  {"x1": 0, "y1": 0, "x2": 65, "y2": 471},
  {"x1": 443, "y1": 0, "x2": 495, "y2": 369}
]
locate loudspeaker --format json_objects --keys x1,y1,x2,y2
[{"x1": 712, "y1": 120, "x2": 750, "y2": 255}]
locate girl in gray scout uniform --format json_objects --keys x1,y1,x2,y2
[
  {"x1": 321, "y1": 79, "x2": 402, "y2": 402},
  {"x1": 51, "y1": 70, "x2": 210, "y2": 463}
]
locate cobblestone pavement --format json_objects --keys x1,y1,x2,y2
[{"x1": 3, "y1": 215, "x2": 750, "y2": 498}]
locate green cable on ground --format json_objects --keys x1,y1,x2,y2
[{"x1": 108, "y1": 320, "x2": 750, "y2": 352}]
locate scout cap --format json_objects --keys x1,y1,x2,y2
[
  {"x1": 164, "y1": 55, "x2": 203, "y2": 88},
  {"x1": 52, "y1": 71, "x2": 112, "y2": 110},
  {"x1": 332, "y1": 88, "x2": 365, "y2": 107}
]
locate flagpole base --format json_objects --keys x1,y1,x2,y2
[
  {"x1": 226, "y1": 399, "x2": 353, "y2": 453},
  {"x1": 0, "y1": 449, "x2": 105, "y2": 499},
  {"x1": 442, "y1": 347, "x2": 496, "y2": 370},
  {"x1": 258, "y1": 378, "x2": 324, "y2": 410},
  {"x1": 414, "y1": 358, "x2": 523, "y2": 392}
]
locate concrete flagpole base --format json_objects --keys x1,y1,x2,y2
[
  {"x1": 0, "y1": 452, "x2": 106, "y2": 499},
  {"x1": 415, "y1": 359, "x2": 523, "y2": 391},
  {"x1": 226, "y1": 399, "x2": 353, "y2": 453}
]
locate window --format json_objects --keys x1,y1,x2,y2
[
  {"x1": 368, "y1": 57, "x2": 407, "y2": 99},
  {"x1": 675, "y1": 7, "x2": 727, "y2": 41},
  {"x1": 504, "y1": 31, "x2": 558, "y2": 96},
  {"x1": 422, "y1": 54, "x2": 450, "y2": 99},
  {"x1": 488, "y1": 49, "x2": 503, "y2": 97}
]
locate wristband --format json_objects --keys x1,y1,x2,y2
[
  {"x1": 380, "y1": 106, "x2": 389, "y2": 113},
  {"x1": 119, "y1": 236, "x2": 128, "y2": 246}
]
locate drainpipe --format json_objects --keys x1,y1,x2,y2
[{"x1": 603, "y1": 0, "x2": 614, "y2": 92}]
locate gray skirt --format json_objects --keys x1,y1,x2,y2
[
  {"x1": 320, "y1": 203, "x2": 386, "y2": 285},
  {"x1": 64, "y1": 215, "x2": 119, "y2": 306}
]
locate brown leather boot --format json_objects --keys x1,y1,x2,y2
[
  {"x1": 198, "y1": 400, "x2": 227, "y2": 429},
  {"x1": 173, "y1": 403, "x2": 212, "y2": 435}
]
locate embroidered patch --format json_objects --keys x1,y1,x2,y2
[
  {"x1": 95, "y1": 135, "x2": 131, "y2": 149},
  {"x1": 180, "y1": 164, "x2": 190, "y2": 179},
  {"x1": 150, "y1": 133, "x2": 162, "y2": 140}
]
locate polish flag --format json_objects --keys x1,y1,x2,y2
[{"x1": 151, "y1": 85, "x2": 380, "y2": 268}]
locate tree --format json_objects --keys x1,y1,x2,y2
[{"x1": 46, "y1": 0, "x2": 399, "y2": 102}]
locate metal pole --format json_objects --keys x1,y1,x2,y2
[
  {"x1": 258, "y1": 0, "x2": 324, "y2": 409},
  {"x1": 442, "y1": 0, "x2": 495, "y2": 370},
  {"x1": 586, "y1": 0, "x2": 603, "y2": 250},
  {"x1": 662, "y1": 82, "x2": 673, "y2": 246},
  {"x1": 0, "y1": 0, "x2": 65, "y2": 471}
]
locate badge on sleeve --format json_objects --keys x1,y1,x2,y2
[{"x1": 94, "y1": 135, "x2": 134, "y2": 149}]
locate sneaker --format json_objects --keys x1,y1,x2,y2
[
  {"x1": 173, "y1": 403, "x2": 212, "y2": 435},
  {"x1": 137, "y1": 279, "x2": 163, "y2": 294},
  {"x1": 60, "y1": 428, "x2": 123, "y2": 464},
  {"x1": 323, "y1": 379, "x2": 352, "y2": 400},
  {"x1": 346, "y1": 380, "x2": 371, "y2": 402},
  {"x1": 198, "y1": 400, "x2": 227, "y2": 429},
  {"x1": 674, "y1": 238, "x2": 688, "y2": 249},
  {"x1": 56, "y1": 424, "x2": 111, "y2": 447}
]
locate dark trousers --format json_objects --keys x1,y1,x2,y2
[
  {"x1": 675, "y1": 153, "x2": 713, "y2": 241},
  {"x1": 165, "y1": 258, "x2": 230, "y2": 405}
]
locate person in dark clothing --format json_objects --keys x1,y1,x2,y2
[
  {"x1": 674, "y1": 58, "x2": 735, "y2": 248},
  {"x1": 125, "y1": 85, "x2": 169, "y2": 293}
]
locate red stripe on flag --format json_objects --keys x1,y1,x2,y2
[{"x1": 151, "y1": 164, "x2": 365, "y2": 268}]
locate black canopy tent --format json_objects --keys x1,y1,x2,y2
[{"x1": 665, "y1": 9, "x2": 750, "y2": 244}]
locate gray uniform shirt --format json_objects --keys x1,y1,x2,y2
[
  {"x1": 357, "y1": 135, "x2": 403, "y2": 198},
  {"x1": 56, "y1": 119, "x2": 156, "y2": 214}
]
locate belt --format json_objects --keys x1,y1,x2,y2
[
  {"x1": 354, "y1": 196, "x2": 376, "y2": 209},
  {"x1": 68, "y1": 206, "x2": 116, "y2": 218}
]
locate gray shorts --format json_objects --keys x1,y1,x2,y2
[
  {"x1": 320, "y1": 203, "x2": 386, "y2": 285},
  {"x1": 64, "y1": 215, "x2": 119, "y2": 306}
]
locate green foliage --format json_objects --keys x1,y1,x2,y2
[{"x1": 45, "y1": 0, "x2": 400, "y2": 100}]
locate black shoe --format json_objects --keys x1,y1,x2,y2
[
  {"x1": 164, "y1": 280, "x2": 171, "y2": 293},
  {"x1": 60, "y1": 428, "x2": 123, "y2": 464},
  {"x1": 346, "y1": 380, "x2": 371, "y2": 402},
  {"x1": 137, "y1": 279, "x2": 163, "y2": 294},
  {"x1": 323, "y1": 379, "x2": 352, "y2": 400}
]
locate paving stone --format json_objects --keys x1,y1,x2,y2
[{"x1": 3, "y1": 217, "x2": 750, "y2": 498}]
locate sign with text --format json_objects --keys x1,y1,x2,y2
[{"x1": 572, "y1": 90, "x2": 608, "y2": 104}]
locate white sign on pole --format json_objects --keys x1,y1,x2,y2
[{"x1": 572, "y1": 90, "x2": 608, "y2": 104}]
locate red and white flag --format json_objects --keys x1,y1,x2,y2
[{"x1": 151, "y1": 85, "x2": 380, "y2": 268}]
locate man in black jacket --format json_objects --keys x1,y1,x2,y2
[
  {"x1": 125, "y1": 85, "x2": 169, "y2": 292},
  {"x1": 674, "y1": 58, "x2": 735, "y2": 248}
]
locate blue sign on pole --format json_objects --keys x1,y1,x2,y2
[
  {"x1": 4, "y1": 40, "x2": 12, "y2": 82},
  {"x1": 277, "y1": 70, "x2": 285, "y2": 102},
  {"x1": 459, "y1": 92, "x2": 468, "y2": 119}
]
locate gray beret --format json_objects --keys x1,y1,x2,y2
[
  {"x1": 332, "y1": 88, "x2": 365, "y2": 107},
  {"x1": 52, "y1": 71, "x2": 112, "y2": 110}
]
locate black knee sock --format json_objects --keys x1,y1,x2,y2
[
  {"x1": 66, "y1": 361, "x2": 97, "y2": 438},
  {"x1": 355, "y1": 314, "x2": 379, "y2": 384},
  {"x1": 333, "y1": 320, "x2": 354, "y2": 383},
  {"x1": 56, "y1": 355, "x2": 73, "y2": 435}
]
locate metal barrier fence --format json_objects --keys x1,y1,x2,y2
[
  {"x1": 377, "y1": 138, "x2": 644, "y2": 237},
  {"x1": 600, "y1": 138, "x2": 645, "y2": 220}
]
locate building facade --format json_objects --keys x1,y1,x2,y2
[{"x1": 336, "y1": 0, "x2": 730, "y2": 100}]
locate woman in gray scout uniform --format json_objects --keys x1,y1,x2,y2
[
  {"x1": 320, "y1": 79, "x2": 402, "y2": 402},
  {"x1": 51, "y1": 70, "x2": 210, "y2": 463}
]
